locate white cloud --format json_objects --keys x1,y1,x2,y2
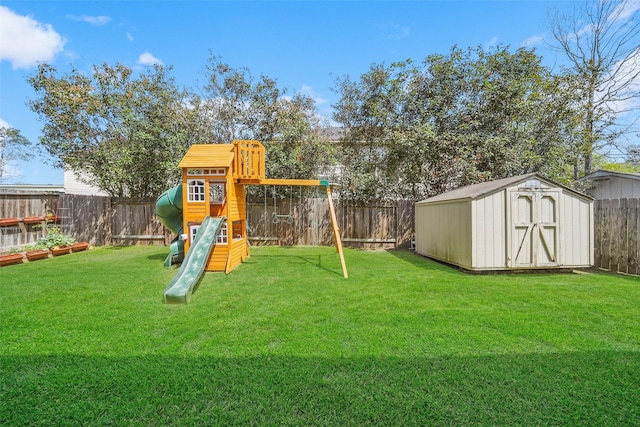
[
  {"x1": 0, "y1": 118, "x2": 22, "y2": 182},
  {"x1": 522, "y1": 34, "x2": 544, "y2": 48},
  {"x1": 485, "y1": 36, "x2": 500, "y2": 47},
  {"x1": 602, "y1": 47, "x2": 640, "y2": 116},
  {"x1": 300, "y1": 84, "x2": 328, "y2": 106},
  {"x1": 379, "y1": 22, "x2": 410, "y2": 41},
  {"x1": 0, "y1": 6, "x2": 66, "y2": 69},
  {"x1": 137, "y1": 52, "x2": 163, "y2": 66},
  {"x1": 610, "y1": 0, "x2": 640, "y2": 22},
  {"x1": 66, "y1": 14, "x2": 111, "y2": 25},
  {"x1": 298, "y1": 85, "x2": 336, "y2": 125},
  {"x1": 127, "y1": 32, "x2": 134, "y2": 41}
]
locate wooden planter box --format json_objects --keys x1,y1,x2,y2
[
  {"x1": 0, "y1": 218, "x2": 20, "y2": 227},
  {"x1": 23, "y1": 216, "x2": 44, "y2": 225},
  {"x1": 0, "y1": 253, "x2": 24, "y2": 266},
  {"x1": 51, "y1": 246, "x2": 72, "y2": 256},
  {"x1": 71, "y1": 242, "x2": 89, "y2": 253},
  {"x1": 25, "y1": 249, "x2": 50, "y2": 261}
]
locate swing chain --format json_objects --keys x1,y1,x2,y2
[{"x1": 272, "y1": 185, "x2": 294, "y2": 224}]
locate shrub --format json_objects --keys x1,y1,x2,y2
[{"x1": 36, "y1": 226, "x2": 76, "y2": 249}]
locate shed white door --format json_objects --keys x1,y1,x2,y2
[{"x1": 510, "y1": 191, "x2": 559, "y2": 267}]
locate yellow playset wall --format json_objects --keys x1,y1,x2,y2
[
  {"x1": 206, "y1": 244, "x2": 229, "y2": 271},
  {"x1": 181, "y1": 170, "x2": 248, "y2": 273}
]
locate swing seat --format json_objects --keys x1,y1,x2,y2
[{"x1": 272, "y1": 213, "x2": 294, "y2": 224}]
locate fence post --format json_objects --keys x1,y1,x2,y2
[
  {"x1": 105, "y1": 197, "x2": 113, "y2": 246},
  {"x1": 619, "y1": 198, "x2": 629, "y2": 274},
  {"x1": 628, "y1": 198, "x2": 638, "y2": 276}
]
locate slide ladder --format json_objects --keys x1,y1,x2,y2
[{"x1": 164, "y1": 216, "x2": 225, "y2": 304}]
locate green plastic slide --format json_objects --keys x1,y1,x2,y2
[
  {"x1": 154, "y1": 184, "x2": 185, "y2": 267},
  {"x1": 164, "y1": 216, "x2": 226, "y2": 304}
]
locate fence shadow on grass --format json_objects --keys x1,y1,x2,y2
[{"x1": 2, "y1": 350, "x2": 639, "y2": 425}]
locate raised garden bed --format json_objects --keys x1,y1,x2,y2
[
  {"x1": 23, "y1": 216, "x2": 44, "y2": 225},
  {"x1": 51, "y1": 246, "x2": 72, "y2": 256},
  {"x1": 0, "y1": 253, "x2": 24, "y2": 266},
  {"x1": 0, "y1": 218, "x2": 20, "y2": 227},
  {"x1": 71, "y1": 242, "x2": 89, "y2": 252},
  {"x1": 25, "y1": 249, "x2": 50, "y2": 261}
]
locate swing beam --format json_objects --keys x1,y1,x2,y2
[
  {"x1": 256, "y1": 178, "x2": 330, "y2": 187},
  {"x1": 239, "y1": 177, "x2": 348, "y2": 279}
]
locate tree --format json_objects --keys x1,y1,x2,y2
[
  {"x1": 550, "y1": 0, "x2": 640, "y2": 178},
  {"x1": 332, "y1": 45, "x2": 578, "y2": 202},
  {"x1": 200, "y1": 55, "x2": 336, "y2": 188},
  {"x1": 28, "y1": 63, "x2": 196, "y2": 197},
  {"x1": 0, "y1": 127, "x2": 31, "y2": 183},
  {"x1": 625, "y1": 144, "x2": 640, "y2": 169}
]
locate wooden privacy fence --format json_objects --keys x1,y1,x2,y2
[
  {"x1": 1, "y1": 192, "x2": 414, "y2": 251},
  {"x1": 58, "y1": 194, "x2": 169, "y2": 247},
  {"x1": 7, "y1": 191, "x2": 640, "y2": 276},
  {"x1": 246, "y1": 198, "x2": 414, "y2": 249},
  {"x1": 0, "y1": 191, "x2": 62, "y2": 251},
  {"x1": 594, "y1": 198, "x2": 640, "y2": 275}
]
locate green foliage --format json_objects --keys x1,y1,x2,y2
[
  {"x1": 28, "y1": 63, "x2": 196, "y2": 197},
  {"x1": 0, "y1": 127, "x2": 31, "y2": 183},
  {"x1": 202, "y1": 55, "x2": 336, "y2": 198},
  {"x1": 35, "y1": 226, "x2": 76, "y2": 249},
  {"x1": 624, "y1": 145, "x2": 640, "y2": 171},
  {"x1": 1, "y1": 246, "x2": 639, "y2": 425},
  {"x1": 332, "y1": 46, "x2": 580, "y2": 202}
]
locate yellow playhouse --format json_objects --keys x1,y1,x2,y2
[{"x1": 155, "y1": 140, "x2": 347, "y2": 303}]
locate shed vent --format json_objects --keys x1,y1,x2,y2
[{"x1": 521, "y1": 179, "x2": 547, "y2": 190}]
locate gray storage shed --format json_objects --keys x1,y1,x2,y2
[
  {"x1": 415, "y1": 173, "x2": 594, "y2": 271},
  {"x1": 578, "y1": 170, "x2": 640, "y2": 200}
]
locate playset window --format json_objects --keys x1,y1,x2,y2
[
  {"x1": 209, "y1": 182, "x2": 225, "y2": 204},
  {"x1": 189, "y1": 224, "x2": 200, "y2": 243},
  {"x1": 187, "y1": 179, "x2": 205, "y2": 202},
  {"x1": 190, "y1": 222, "x2": 227, "y2": 245},
  {"x1": 232, "y1": 220, "x2": 243, "y2": 240},
  {"x1": 187, "y1": 168, "x2": 225, "y2": 176},
  {"x1": 216, "y1": 222, "x2": 228, "y2": 244}
]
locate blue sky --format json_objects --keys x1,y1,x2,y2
[{"x1": 0, "y1": 1, "x2": 592, "y2": 185}]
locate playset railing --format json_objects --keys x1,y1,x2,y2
[{"x1": 233, "y1": 140, "x2": 265, "y2": 181}]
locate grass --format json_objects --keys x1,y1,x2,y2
[{"x1": 1, "y1": 245, "x2": 639, "y2": 425}]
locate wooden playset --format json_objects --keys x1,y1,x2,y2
[{"x1": 156, "y1": 140, "x2": 346, "y2": 302}]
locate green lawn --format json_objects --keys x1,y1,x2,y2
[{"x1": 1, "y1": 246, "x2": 639, "y2": 425}]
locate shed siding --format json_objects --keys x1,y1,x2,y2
[
  {"x1": 560, "y1": 191, "x2": 593, "y2": 266},
  {"x1": 590, "y1": 176, "x2": 640, "y2": 199},
  {"x1": 415, "y1": 174, "x2": 593, "y2": 271},
  {"x1": 415, "y1": 201, "x2": 472, "y2": 268},
  {"x1": 472, "y1": 190, "x2": 506, "y2": 269}
]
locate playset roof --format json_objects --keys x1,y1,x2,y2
[{"x1": 178, "y1": 144, "x2": 235, "y2": 168}]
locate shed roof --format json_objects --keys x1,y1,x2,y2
[
  {"x1": 416, "y1": 173, "x2": 590, "y2": 205},
  {"x1": 577, "y1": 169, "x2": 640, "y2": 182},
  {"x1": 178, "y1": 144, "x2": 235, "y2": 168}
]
